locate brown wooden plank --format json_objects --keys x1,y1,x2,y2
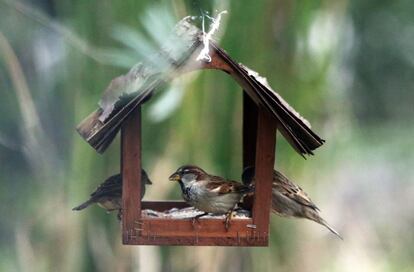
[
  {"x1": 125, "y1": 217, "x2": 267, "y2": 246},
  {"x1": 130, "y1": 236, "x2": 268, "y2": 246},
  {"x1": 242, "y1": 92, "x2": 258, "y2": 211},
  {"x1": 200, "y1": 48, "x2": 234, "y2": 74},
  {"x1": 121, "y1": 106, "x2": 142, "y2": 244},
  {"x1": 141, "y1": 201, "x2": 190, "y2": 211},
  {"x1": 138, "y1": 218, "x2": 253, "y2": 235},
  {"x1": 252, "y1": 108, "x2": 276, "y2": 238},
  {"x1": 243, "y1": 92, "x2": 258, "y2": 169}
]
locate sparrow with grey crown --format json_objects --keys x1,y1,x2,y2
[
  {"x1": 242, "y1": 166, "x2": 342, "y2": 239},
  {"x1": 169, "y1": 165, "x2": 253, "y2": 229}
]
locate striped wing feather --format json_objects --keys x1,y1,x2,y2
[
  {"x1": 205, "y1": 176, "x2": 250, "y2": 194},
  {"x1": 273, "y1": 171, "x2": 319, "y2": 211},
  {"x1": 90, "y1": 174, "x2": 122, "y2": 199}
]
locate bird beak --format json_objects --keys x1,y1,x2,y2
[{"x1": 169, "y1": 173, "x2": 181, "y2": 182}]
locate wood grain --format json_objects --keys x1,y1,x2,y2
[
  {"x1": 243, "y1": 92, "x2": 258, "y2": 168},
  {"x1": 121, "y1": 106, "x2": 142, "y2": 244},
  {"x1": 125, "y1": 217, "x2": 267, "y2": 246},
  {"x1": 141, "y1": 201, "x2": 190, "y2": 211},
  {"x1": 252, "y1": 108, "x2": 277, "y2": 240}
]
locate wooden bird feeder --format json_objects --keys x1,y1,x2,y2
[
  {"x1": 77, "y1": 19, "x2": 323, "y2": 247},
  {"x1": 121, "y1": 101, "x2": 276, "y2": 247},
  {"x1": 120, "y1": 48, "x2": 277, "y2": 247}
]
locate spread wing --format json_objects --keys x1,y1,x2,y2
[{"x1": 273, "y1": 170, "x2": 319, "y2": 211}]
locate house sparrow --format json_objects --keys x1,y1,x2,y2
[
  {"x1": 72, "y1": 169, "x2": 152, "y2": 220},
  {"x1": 169, "y1": 165, "x2": 253, "y2": 229},
  {"x1": 242, "y1": 166, "x2": 342, "y2": 239}
]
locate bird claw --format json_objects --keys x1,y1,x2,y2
[
  {"x1": 224, "y1": 211, "x2": 234, "y2": 231},
  {"x1": 191, "y1": 217, "x2": 200, "y2": 229},
  {"x1": 191, "y1": 212, "x2": 208, "y2": 229}
]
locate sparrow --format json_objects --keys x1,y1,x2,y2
[
  {"x1": 242, "y1": 166, "x2": 342, "y2": 239},
  {"x1": 169, "y1": 165, "x2": 253, "y2": 229},
  {"x1": 72, "y1": 169, "x2": 152, "y2": 220}
]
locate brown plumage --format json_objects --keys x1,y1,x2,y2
[
  {"x1": 242, "y1": 166, "x2": 342, "y2": 239},
  {"x1": 72, "y1": 170, "x2": 152, "y2": 219},
  {"x1": 169, "y1": 165, "x2": 253, "y2": 229}
]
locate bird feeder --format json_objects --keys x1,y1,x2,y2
[
  {"x1": 76, "y1": 19, "x2": 323, "y2": 247},
  {"x1": 121, "y1": 98, "x2": 275, "y2": 246}
]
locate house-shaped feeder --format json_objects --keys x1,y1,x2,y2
[{"x1": 76, "y1": 19, "x2": 324, "y2": 246}]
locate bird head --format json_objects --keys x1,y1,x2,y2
[
  {"x1": 241, "y1": 166, "x2": 255, "y2": 185},
  {"x1": 169, "y1": 165, "x2": 207, "y2": 186}
]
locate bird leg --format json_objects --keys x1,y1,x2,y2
[
  {"x1": 224, "y1": 204, "x2": 239, "y2": 231},
  {"x1": 191, "y1": 212, "x2": 209, "y2": 228},
  {"x1": 117, "y1": 209, "x2": 122, "y2": 221}
]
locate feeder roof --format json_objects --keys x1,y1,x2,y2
[{"x1": 76, "y1": 18, "x2": 324, "y2": 156}]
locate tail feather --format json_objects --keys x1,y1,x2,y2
[
  {"x1": 72, "y1": 199, "x2": 94, "y2": 211},
  {"x1": 321, "y1": 220, "x2": 343, "y2": 240},
  {"x1": 313, "y1": 216, "x2": 343, "y2": 240}
]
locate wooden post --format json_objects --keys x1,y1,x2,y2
[
  {"x1": 252, "y1": 108, "x2": 276, "y2": 242},
  {"x1": 118, "y1": 97, "x2": 273, "y2": 246},
  {"x1": 243, "y1": 92, "x2": 258, "y2": 168},
  {"x1": 121, "y1": 106, "x2": 142, "y2": 244}
]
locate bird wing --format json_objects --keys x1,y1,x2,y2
[
  {"x1": 90, "y1": 174, "x2": 122, "y2": 199},
  {"x1": 273, "y1": 171, "x2": 320, "y2": 211},
  {"x1": 206, "y1": 176, "x2": 251, "y2": 195}
]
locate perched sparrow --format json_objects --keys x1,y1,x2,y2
[
  {"x1": 242, "y1": 167, "x2": 342, "y2": 239},
  {"x1": 169, "y1": 165, "x2": 253, "y2": 229},
  {"x1": 72, "y1": 169, "x2": 152, "y2": 220}
]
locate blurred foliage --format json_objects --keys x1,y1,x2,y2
[{"x1": 0, "y1": 0, "x2": 413, "y2": 271}]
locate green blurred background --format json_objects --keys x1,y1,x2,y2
[{"x1": 0, "y1": 0, "x2": 413, "y2": 271}]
